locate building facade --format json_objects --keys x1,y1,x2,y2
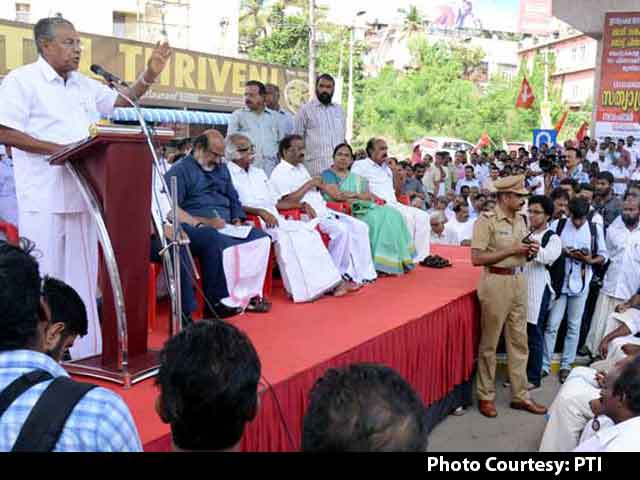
[
  {"x1": 519, "y1": 32, "x2": 598, "y2": 108},
  {"x1": 0, "y1": 0, "x2": 240, "y2": 57}
]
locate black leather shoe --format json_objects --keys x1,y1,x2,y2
[{"x1": 212, "y1": 302, "x2": 243, "y2": 319}]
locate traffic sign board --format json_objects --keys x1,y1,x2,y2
[{"x1": 533, "y1": 129, "x2": 557, "y2": 148}]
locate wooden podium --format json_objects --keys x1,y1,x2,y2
[{"x1": 50, "y1": 125, "x2": 173, "y2": 387}]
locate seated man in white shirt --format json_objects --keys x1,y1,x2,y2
[
  {"x1": 447, "y1": 203, "x2": 474, "y2": 246},
  {"x1": 430, "y1": 212, "x2": 458, "y2": 245},
  {"x1": 351, "y1": 138, "x2": 431, "y2": 262},
  {"x1": 574, "y1": 356, "x2": 640, "y2": 452},
  {"x1": 270, "y1": 135, "x2": 377, "y2": 286},
  {"x1": 539, "y1": 304, "x2": 640, "y2": 452},
  {"x1": 226, "y1": 133, "x2": 353, "y2": 301}
]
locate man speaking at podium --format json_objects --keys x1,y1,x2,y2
[{"x1": 0, "y1": 17, "x2": 171, "y2": 359}]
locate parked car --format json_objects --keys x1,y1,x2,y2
[{"x1": 412, "y1": 137, "x2": 476, "y2": 164}]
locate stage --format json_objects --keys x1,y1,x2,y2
[{"x1": 83, "y1": 245, "x2": 481, "y2": 452}]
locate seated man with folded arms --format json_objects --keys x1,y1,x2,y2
[
  {"x1": 227, "y1": 133, "x2": 354, "y2": 301},
  {"x1": 156, "y1": 320, "x2": 260, "y2": 452},
  {"x1": 351, "y1": 138, "x2": 431, "y2": 262},
  {"x1": 165, "y1": 130, "x2": 272, "y2": 319},
  {"x1": 270, "y1": 135, "x2": 377, "y2": 287},
  {"x1": 302, "y1": 364, "x2": 429, "y2": 452}
]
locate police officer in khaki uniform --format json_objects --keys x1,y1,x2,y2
[{"x1": 471, "y1": 175, "x2": 548, "y2": 418}]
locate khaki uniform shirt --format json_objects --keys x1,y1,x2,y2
[{"x1": 471, "y1": 206, "x2": 528, "y2": 269}]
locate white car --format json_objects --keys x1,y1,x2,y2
[{"x1": 413, "y1": 137, "x2": 476, "y2": 162}]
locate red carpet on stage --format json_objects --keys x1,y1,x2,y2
[{"x1": 83, "y1": 245, "x2": 481, "y2": 452}]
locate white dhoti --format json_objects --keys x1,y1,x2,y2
[
  {"x1": 539, "y1": 366, "x2": 601, "y2": 452},
  {"x1": 318, "y1": 213, "x2": 377, "y2": 285},
  {"x1": 221, "y1": 236, "x2": 271, "y2": 309},
  {"x1": 20, "y1": 211, "x2": 100, "y2": 360},
  {"x1": 267, "y1": 219, "x2": 342, "y2": 303},
  {"x1": 389, "y1": 203, "x2": 431, "y2": 262},
  {"x1": 584, "y1": 292, "x2": 624, "y2": 356}
]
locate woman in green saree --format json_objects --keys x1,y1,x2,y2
[{"x1": 321, "y1": 143, "x2": 416, "y2": 275}]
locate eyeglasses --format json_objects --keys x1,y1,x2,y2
[{"x1": 237, "y1": 146, "x2": 255, "y2": 154}]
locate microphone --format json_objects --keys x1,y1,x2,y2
[{"x1": 90, "y1": 64, "x2": 129, "y2": 88}]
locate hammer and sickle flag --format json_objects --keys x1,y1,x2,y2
[{"x1": 515, "y1": 77, "x2": 536, "y2": 109}]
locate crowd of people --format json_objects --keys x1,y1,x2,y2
[{"x1": 1, "y1": 15, "x2": 640, "y2": 452}]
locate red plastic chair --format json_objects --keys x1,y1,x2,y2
[
  {"x1": 278, "y1": 208, "x2": 331, "y2": 247},
  {"x1": 397, "y1": 195, "x2": 411, "y2": 206},
  {"x1": 0, "y1": 221, "x2": 19, "y2": 245},
  {"x1": 326, "y1": 201, "x2": 351, "y2": 215}
]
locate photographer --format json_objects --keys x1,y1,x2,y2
[{"x1": 543, "y1": 198, "x2": 608, "y2": 384}]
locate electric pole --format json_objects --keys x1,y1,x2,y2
[{"x1": 308, "y1": 0, "x2": 316, "y2": 100}]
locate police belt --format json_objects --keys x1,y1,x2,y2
[{"x1": 487, "y1": 266, "x2": 524, "y2": 276}]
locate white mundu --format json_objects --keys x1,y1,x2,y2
[
  {"x1": 0, "y1": 56, "x2": 118, "y2": 360},
  {"x1": 539, "y1": 366, "x2": 602, "y2": 452},
  {"x1": 228, "y1": 161, "x2": 342, "y2": 302},
  {"x1": 351, "y1": 158, "x2": 431, "y2": 261},
  {"x1": 270, "y1": 160, "x2": 377, "y2": 285}
]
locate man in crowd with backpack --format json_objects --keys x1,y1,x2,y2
[
  {"x1": 0, "y1": 240, "x2": 141, "y2": 452},
  {"x1": 523, "y1": 196, "x2": 562, "y2": 390},
  {"x1": 543, "y1": 198, "x2": 608, "y2": 384}
]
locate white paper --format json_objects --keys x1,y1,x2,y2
[{"x1": 218, "y1": 225, "x2": 253, "y2": 239}]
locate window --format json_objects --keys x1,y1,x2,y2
[
  {"x1": 572, "y1": 85, "x2": 579, "y2": 100},
  {"x1": 579, "y1": 45, "x2": 586, "y2": 62},
  {"x1": 113, "y1": 11, "x2": 137, "y2": 39},
  {"x1": 571, "y1": 47, "x2": 577, "y2": 62},
  {"x1": 15, "y1": 2, "x2": 30, "y2": 23}
]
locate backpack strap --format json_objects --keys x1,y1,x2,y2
[
  {"x1": 588, "y1": 221, "x2": 598, "y2": 257},
  {"x1": 0, "y1": 370, "x2": 53, "y2": 420},
  {"x1": 556, "y1": 217, "x2": 568, "y2": 236},
  {"x1": 11, "y1": 377, "x2": 98, "y2": 452},
  {"x1": 541, "y1": 230, "x2": 556, "y2": 248}
]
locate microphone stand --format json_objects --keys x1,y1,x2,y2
[{"x1": 109, "y1": 83, "x2": 195, "y2": 336}]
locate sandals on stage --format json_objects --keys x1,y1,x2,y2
[{"x1": 246, "y1": 296, "x2": 272, "y2": 313}]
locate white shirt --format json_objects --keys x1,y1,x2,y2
[
  {"x1": 269, "y1": 160, "x2": 328, "y2": 217},
  {"x1": 608, "y1": 164, "x2": 630, "y2": 196},
  {"x1": 455, "y1": 178, "x2": 481, "y2": 195},
  {"x1": 474, "y1": 163, "x2": 489, "y2": 184},
  {"x1": 0, "y1": 156, "x2": 18, "y2": 225},
  {"x1": 586, "y1": 149, "x2": 600, "y2": 164},
  {"x1": 0, "y1": 56, "x2": 117, "y2": 213},
  {"x1": 351, "y1": 158, "x2": 397, "y2": 204},
  {"x1": 527, "y1": 162, "x2": 546, "y2": 195},
  {"x1": 228, "y1": 161, "x2": 278, "y2": 216},
  {"x1": 574, "y1": 416, "x2": 640, "y2": 452},
  {"x1": 601, "y1": 219, "x2": 640, "y2": 300},
  {"x1": 430, "y1": 225, "x2": 458, "y2": 245},
  {"x1": 523, "y1": 228, "x2": 562, "y2": 323},
  {"x1": 551, "y1": 219, "x2": 608, "y2": 297},
  {"x1": 447, "y1": 217, "x2": 474, "y2": 244},
  {"x1": 588, "y1": 207, "x2": 604, "y2": 227}
]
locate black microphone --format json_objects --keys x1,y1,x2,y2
[{"x1": 90, "y1": 64, "x2": 129, "y2": 88}]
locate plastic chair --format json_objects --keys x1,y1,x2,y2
[{"x1": 0, "y1": 221, "x2": 19, "y2": 245}]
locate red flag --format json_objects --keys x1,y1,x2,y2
[
  {"x1": 478, "y1": 131, "x2": 490, "y2": 148},
  {"x1": 555, "y1": 111, "x2": 568, "y2": 133},
  {"x1": 576, "y1": 122, "x2": 589, "y2": 141},
  {"x1": 515, "y1": 77, "x2": 536, "y2": 109}
]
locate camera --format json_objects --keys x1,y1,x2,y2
[{"x1": 539, "y1": 154, "x2": 558, "y2": 173}]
